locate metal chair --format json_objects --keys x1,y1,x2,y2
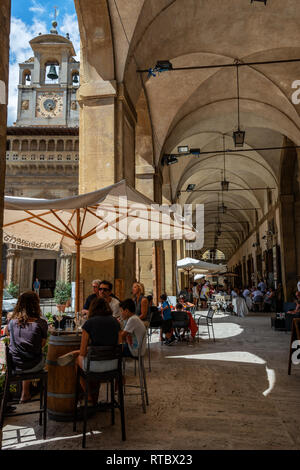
[
  {"x1": 123, "y1": 331, "x2": 149, "y2": 413},
  {"x1": 73, "y1": 344, "x2": 125, "y2": 449},
  {"x1": 0, "y1": 343, "x2": 48, "y2": 449},
  {"x1": 148, "y1": 307, "x2": 163, "y2": 350},
  {"x1": 171, "y1": 310, "x2": 190, "y2": 342},
  {"x1": 197, "y1": 307, "x2": 216, "y2": 342}
]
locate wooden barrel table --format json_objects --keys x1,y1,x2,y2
[{"x1": 46, "y1": 332, "x2": 81, "y2": 422}]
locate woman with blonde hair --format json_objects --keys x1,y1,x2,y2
[
  {"x1": 7, "y1": 291, "x2": 48, "y2": 403},
  {"x1": 132, "y1": 282, "x2": 150, "y2": 326}
]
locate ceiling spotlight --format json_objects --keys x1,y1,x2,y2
[
  {"x1": 156, "y1": 60, "x2": 173, "y2": 71},
  {"x1": 178, "y1": 146, "x2": 190, "y2": 154},
  {"x1": 162, "y1": 154, "x2": 178, "y2": 166},
  {"x1": 190, "y1": 148, "x2": 201, "y2": 155},
  {"x1": 186, "y1": 184, "x2": 196, "y2": 192},
  {"x1": 251, "y1": 0, "x2": 267, "y2": 4}
]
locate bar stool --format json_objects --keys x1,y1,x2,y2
[
  {"x1": 123, "y1": 331, "x2": 149, "y2": 413},
  {"x1": 73, "y1": 344, "x2": 126, "y2": 449},
  {"x1": 0, "y1": 343, "x2": 48, "y2": 449}
]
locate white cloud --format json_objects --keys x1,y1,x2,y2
[
  {"x1": 8, "y1": 17, "x2": 48, "y2": 125},
  {"x1": 29, "y1": 1, "x2": 46, "y2": 16},
  {"x1": 59, "y1": 13, "x2": 80, "y2": 60}
]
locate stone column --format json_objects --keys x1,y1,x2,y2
[
  {"x1": 279, "y1": 194, "x2": 297, "y2": 301},
  {"x1": 6, "y1": 246, "x2": 16, "y2": 285},
  {"x1": 77, "y1": 81, "x2": 136, "y2": 300},
  {"x1": 0, "y1": 0, "x2": 11, "y2": 311},
  {"x1": 135, "y1": 163, "x2": 155, "y2": 296}
]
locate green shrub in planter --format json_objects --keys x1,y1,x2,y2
[
  {"x1": 6, "y1": 282, "x2": 19, "y2": 298},
  {"x1": 54, "y1": 281, "x2": 72, "y2": 305}
]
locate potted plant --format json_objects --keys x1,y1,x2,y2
[
  {"x1": 6, "y1": 282, "x2": 19, "y2": 298},
  {"x1": 54, "y1": 281, "x2": 72, "y2": 313}
]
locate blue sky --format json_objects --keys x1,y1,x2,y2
[{"x1": 8, "y1": 0, "x2": 80, "y2": 125}]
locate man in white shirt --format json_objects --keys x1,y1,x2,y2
[
  {"x1": 258, "y1": 279, "x2": 267, "y2": 293},
  {"x1": 119, "y1": 299, "x2": 146, "y2": 357},
  {"x1": 243, "y1": 287, "x2": 250, "y2": 298}
]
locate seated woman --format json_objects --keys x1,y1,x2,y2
[
  {"x1": 287, "y1": 299, "x2": 300, "y2": 314},
  {"x1": 58, "y1": 297, "x2": 121, "y2": 406},
  {"x1": 7, "y1": 291, "x2": 48, "y2": 403}
]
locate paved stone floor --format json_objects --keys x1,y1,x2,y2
[{"x1": 1, "y1": 312, "x2": 300, "y2": 450}]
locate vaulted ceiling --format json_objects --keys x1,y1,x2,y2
[{"x1": 76, "y1": 0, "x2": 300, "y2": 258}]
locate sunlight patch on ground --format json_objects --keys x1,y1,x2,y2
[
  {"x1": 1, "y1": 424, "x2": 101, "y2": 450},
  {"x1": 263, "y1": 367, "x2": 276, "y2": 397},
  {"x1": 166, "y1": 351, "x2": 266, "y2": 364}
]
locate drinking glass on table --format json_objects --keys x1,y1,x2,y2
[{"x1": 56, "y1": 313, "x2": 63, "y2": 333}]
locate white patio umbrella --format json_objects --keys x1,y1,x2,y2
[
  {"x1": 3, "y1": 180, "x2": 196, "y2": 312},
  {"x1": 176, "y1": 257, "x2": 227, "y2": 288}
]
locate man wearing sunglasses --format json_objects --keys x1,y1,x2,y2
[
  {"x1": 82, "y1": 279, "x2": 101, "y2": 316},
  {"x1": 98, "y1": 280, "x2": 121, "y2": 324}
]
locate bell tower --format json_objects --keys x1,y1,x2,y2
[{"x1": 15, "y1": 17, "x2": 80, "y2": 127}]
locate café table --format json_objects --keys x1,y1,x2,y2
[{"x1": 46, "y1": 329, "x2": 82, "y2": 422}]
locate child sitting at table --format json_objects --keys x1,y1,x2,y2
[
  {"x1": 119, "y1": 299, "x2": 146, "y2": 358},
  {"x1": 159, "y1": 294, "x2": 176, "y2": 345}
]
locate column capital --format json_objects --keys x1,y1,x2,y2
[{"x1": 77, "y1": 79, "x2": 117, "y2": 105}]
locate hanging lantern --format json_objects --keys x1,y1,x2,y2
[{"x1": 47, "y1": 65, "x2": 58, "y2": 81}]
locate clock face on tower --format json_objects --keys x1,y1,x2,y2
[{"x1": 36, "y1": 92, "x2": 63, "y2": 118}]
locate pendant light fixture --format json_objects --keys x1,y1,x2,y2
[
  {"x1": 233, "y1": 63, "x2": 245, "y2": 147},
  {"x1": 221, "y1": 134, "x2": 230, "y2": 191}
]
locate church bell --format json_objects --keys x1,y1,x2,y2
[
  {"x1": 73, "y1": 73, "x2": 79, "y2": 84},
  {"x1": 47, "y1": 65, "x2": 58, "y2": 80}
]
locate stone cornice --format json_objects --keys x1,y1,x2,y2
[{"x1": 77, "y1": 80, "x2": 117, "y2": 104}]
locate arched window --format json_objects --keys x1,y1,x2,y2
[
  {"x1": 66, "y1": 140, "x2": 73, "y2": 151},
  {"x1": 6, "y1": 140, "x2": 10, "y2": 151},
  {"x1": 22, "y1": 70, "x2": 32, "y2": 86},
  {"x1": 39, "y1": 140, "x2": 46, "y2": 151},
  {"x1": 44, "y1": 61, "x2": 60, "y2": 85},
  {"x1": 30, "y1": 140, "x2": 38, "y2": 151},
  {"x1": 74, "y1": 140, "x2": 79, "y2": 151},
  {"x1": 57, "y1": 140, "x2": 64, "y2": 151},
  {"x1": 12, "y1": 140, "x2": 20, "y2": 151},
  {"x1": 71, "y1": 70, "x2": 80, "y2": 86},
  {"x1": 48, "y1": 140, "x2": 55, "y2": 151},
  {"x1": 21, "y1": 140, "x2": 28, "y2": 151}
]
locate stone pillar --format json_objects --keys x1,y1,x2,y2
[
  {"x1": 0, "y1": 0, "x2": 11, "y2": 311},
  {"x1": 135, "y1": 163, "x2": 155, "y2": 296},
  {"x1": 6, "y1": 246, "x2": 16, "y2": 285},
  {"x1": 279, "y1": 194, "x2": 297, "y2": 301},
  {"x1": 114, "y1": 84, "x2": 137, "y2": 298},
  {"x1": 77, "y1": 81, "x2": 136, "y2": 300}
]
